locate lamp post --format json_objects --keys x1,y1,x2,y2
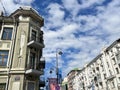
[{"x1": 56, "y1": 49, "x2": 63, "y2": 84}]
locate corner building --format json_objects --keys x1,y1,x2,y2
[{"x1": 0, "y1": 7, "x2": 45, "y2": 90}]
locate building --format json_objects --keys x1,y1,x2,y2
[
  {"x1": 0, "y1": 7, "x2": 45, "y2": 90},
  {"x1": 68, "y1": 39, "x2": 120, "y2": 90},
  {"x1": 61, "y1": 77, "x2": 68, "y2": 90},
  {"x1": 67, "y1": 68, "x2": 81, "y2": 90}
]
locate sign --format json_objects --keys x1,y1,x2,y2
[{"x1": 48, "y1": 78, "x2": 60, "y2": 90}]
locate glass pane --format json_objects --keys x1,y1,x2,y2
[
  {"x1": 30, "y1": 52, "x2": 35, "y2": 69},
  {"x1": 27, "y1": 82, "x2": 34, "y2": 90},
  {"x1": 0, "y1": 83, "x2": 6, "y2": 90},
  {"x1": 0, "y1": 50, "x2": 9, "y2": 66},
  {"x1": 2, "y1": 27, "x2": 13, "y2": 40},
  {"x1": 31, "y1": 30, "x2": 36, "y2": 41}
]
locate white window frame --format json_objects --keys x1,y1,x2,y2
[
  {"x1": 30, "y1": 27, "x2": 38, "y2": 42},
  {"x1": 0, "y1": 25, "x2": 14, "y2": 40}
]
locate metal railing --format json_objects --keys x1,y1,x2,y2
[{"x1": 29, "y1": 34, "x2": 43, "y2": 44}]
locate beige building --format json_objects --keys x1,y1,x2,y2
[
  {"x1": 0, "y1": 7, "x2": 45, "y2": 90},
  {"x1": 67, "y1": 39, "x2": 120, "y2": 90},
  {"x1": 67, "y1": 69, "x2": 81, "y2": 90}
]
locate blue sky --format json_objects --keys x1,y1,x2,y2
[{"x1": 1, "y1": 0, "x2": 120, "y2": 78}]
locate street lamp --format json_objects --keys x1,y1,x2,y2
[{"x1": 56, "y1": 49, "x2": 63, "y2": 84}]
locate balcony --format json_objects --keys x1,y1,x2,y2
[
  {"x1": 39, "y1": 76, "x2": 45, "y2": 87},
  {"x1": 106, "y1": 74, "x2": 115, "y2": 80},
  {"x1": 27, "y1": 35, "x2": 44, "y2": 49},
  {"x1": 25, "y1": 64, "x2": 44, "y2": 76}
]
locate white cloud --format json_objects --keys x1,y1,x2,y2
[
  {"x1": 0, "y1": 0, "x2": 34, "y2": 14},
  {"x1": 45, "y1": 3, "x2": 65, "y2": 29},
  {"x1": 62, "y1": 0, "x2": 80, "y2": 16},
  {"x1": 1, "y1": 0, "x2": 120, "y2": 77},
  {"x1": 44, "y1": 0, "x2": 120, "y2": 77}
]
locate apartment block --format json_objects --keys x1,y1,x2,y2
[
  {"x1": 67, "y1": 69, "x2": 81, "y2": 90},
  {"x1": 0, "y1": 7, "x2": 45, "y2": 90},
  {"x1": 67, "y1": 39, "x2": 120, "y2": 90}
]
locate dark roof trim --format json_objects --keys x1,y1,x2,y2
[
  {"x1": 105, "y1": 38, "x2": 120, "y2": 52},
  {"x1": 9, "y1": 7, "x2": 44, "y2": 26}
]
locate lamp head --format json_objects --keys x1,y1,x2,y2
[{"x1": 58, "y1": 51, "x2": 63, "y2": 55}]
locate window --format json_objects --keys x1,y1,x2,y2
[
  {"x1": 2, "y1": 27, "x2": 13, "y2": 40},
  {"x1": 107, "y1": 62, "x2": 109, "y2": 67},
  {"x1": 0, "y1": 50, "x2": 9, "y2": 66},
  {"x1": 112, "y1": 58, "x2": 116, "y2": 64},
  {"x1": 104, "y1": 74, "x2": 106, "y2": 79},
  {"x1": 0, "y1": 83, "x2": 6, "y2": 90},
  {"x1": 27, "y1": 82, "x2": 35, "y2": 90},
  {"x1": 99, "y1": 82, "x2": 103, "y2": 88},
  {"x1": 29, "y1": 52, "x2": 35, "y2": 69},
  {"x1": 31, "y1": 30, "x2": 37, "y2": 41},
  {"x1": 116, "y1": 68, "x2": 119, "y2": 74},
  {"x1": 118, "y1": 77, "x2": 120, "y2": 82},
  {"x1": 111, "y1": 81, "x2": 115, "y2": 88},
  {"x1": 96, "y1": 67, "x2": 99, "y2": 71}
]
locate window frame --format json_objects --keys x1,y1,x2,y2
[
  {"x1": 29, "y1": 52, "x2": 36, "y2": 69},
  {"x1": 0, "y1": 50, "x2": 9, "y2": 67},
  {"x1": 0, "y1": 83, "x2": 6, "y2": 90},
  {"x1": 30, "y1": 28, "x2": 38, "y2": 42},
  {"x1": 26, "y1": 81, "x2": 35, "y2": 90},
  {"x1": 1, "y1": 27, "x2": 13, "y2": 40}
]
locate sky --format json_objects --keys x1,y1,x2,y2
[{"x1": 0, "y1": 0, "x2": 120, "y2": 78}]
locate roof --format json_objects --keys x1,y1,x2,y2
[
  {"x1": 9, "y1": 7, "x2": 44, "y2": 26},
  {"x1": 67, "y1": 68, "x2": 81, "y2": 76}
]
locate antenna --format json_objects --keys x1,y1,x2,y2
[{"x1": 0, "y1": 0, "x2": 7, "y2": 16}]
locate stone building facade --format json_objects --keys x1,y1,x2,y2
[{"x1": 0, "y1": 7, "x2": 45, "y2": 90}]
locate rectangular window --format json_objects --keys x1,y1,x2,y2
[
  {"x1": 112, "y1": 57, "x2": 116, "y2": 65},
  {"x1": 0, "y1": 83, "x2": 6, "y2": 90},
  {"x1": 27, "y1": 82, "x2": 35, "y2": 90},
  {"x1": 2, "y1": 27, "x2": 13, "y2": 40},
  {"x1": 116, "y1": 68, "x2": 119, "y2": 74},
  {"x1": 31, "y1": 30, "x2": 36, "y2": 41},
  {"x1": 104, "y1": 74, "x2": 106, "y2": 79},
  {"x1": 107, "y1": 62, "x2": 109, "y2": 67},
  {"x1": 0, "y1": 50, "x2": 9, "y2": 67},
  {"x1": 29, "y1": 52, "x2": 35, "y2": 69},
  {"x1": 111, "y1": 81, "x2": 115, "y2": 88}
]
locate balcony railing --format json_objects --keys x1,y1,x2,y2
[
  {"x1": 25, "y1": 57, "x2": 45, "y2": 76},
  {"x1": 25, "y1": 63, "x2": 44, "y2": 76},
  {"x1": 27, "y1": 34, "x2": 44, "y2": 49},
  {"x1": 106, "y1": 74, "x2": 115, "y2": 80}
]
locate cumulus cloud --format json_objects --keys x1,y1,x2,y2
[
  {"x1": 1, "y1": 0, "x2": 120, "y2": 77},
  {"x1": 43, "y1": 0, "x2": 120, "y2": 76},
  {"x1": 0, "y1": 0, "x2": 34, "y2": 14}
]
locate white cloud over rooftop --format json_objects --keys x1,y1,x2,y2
[{"x1": 0, "y1": 0, "x2": 120, "y2": 77}]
